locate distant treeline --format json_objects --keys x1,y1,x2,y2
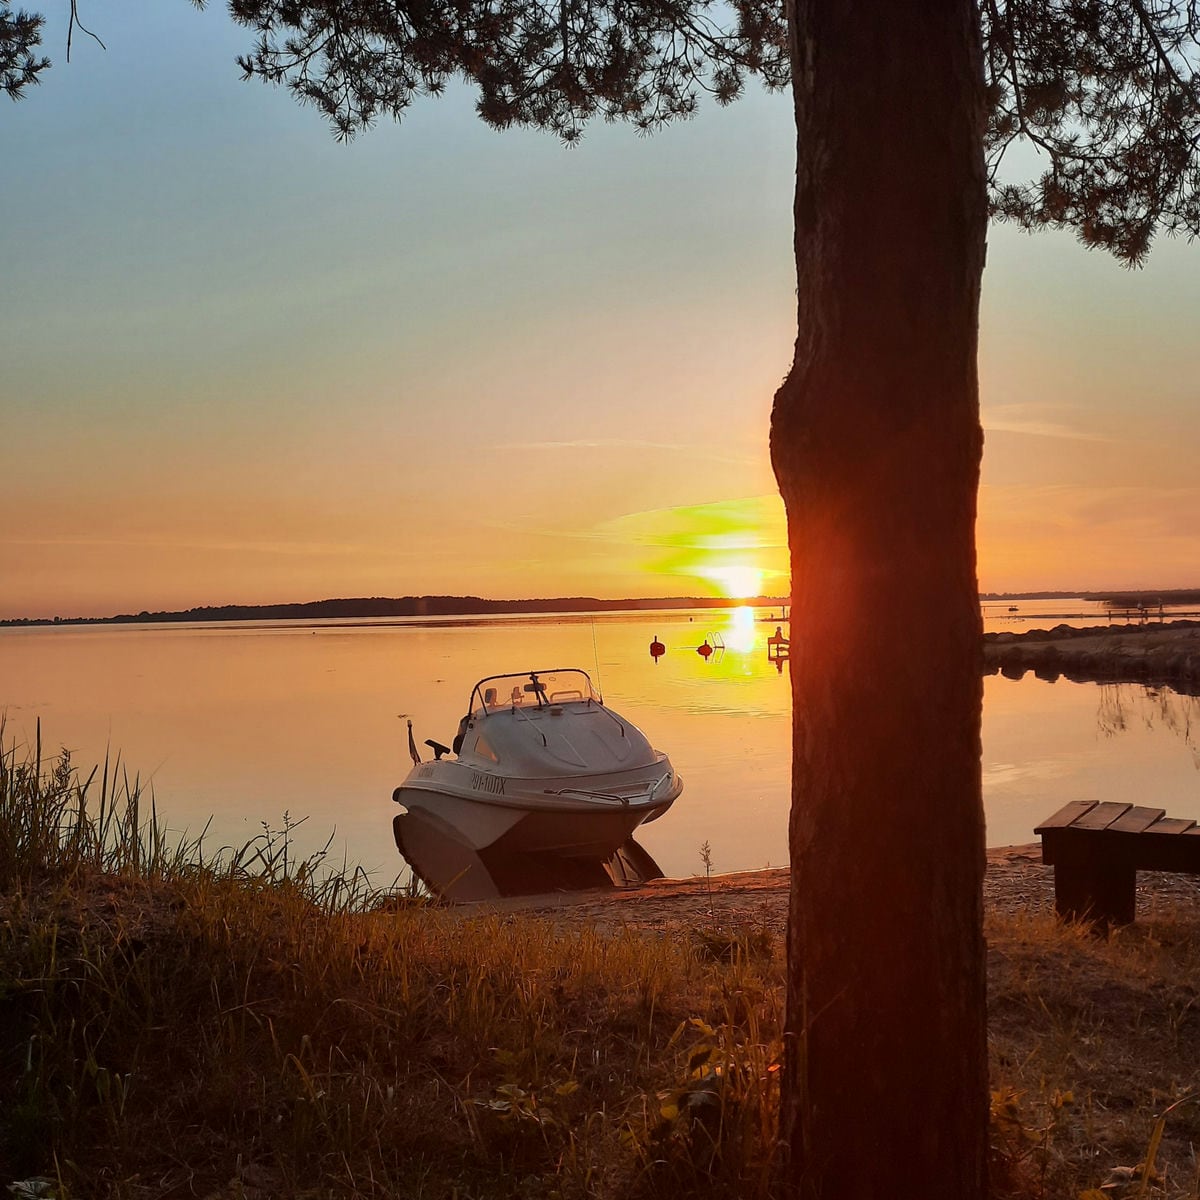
[
  {"x1": 1090, "y1": 589, "x2": 1200, "y2": 609},
  {"x1": 9, "y1": 589, "x2": 1200, "y2": 628},
  {"x1": 1, "y1": 595, "x2": 791, "y2": 627},
  {"x1": 981, "y1": 589, "x2": 1200, "y2": 607}
]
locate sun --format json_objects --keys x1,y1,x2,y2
[{"x1": 703, "y1": 564, "x2": 765, "y2": 600}]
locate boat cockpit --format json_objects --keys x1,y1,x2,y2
[
  {"x1": 422, "y1": 668, "x2": 653, "y2": 777},
  {"x1": 469, "y1": 669, "x2": 601, "y2": 716}
]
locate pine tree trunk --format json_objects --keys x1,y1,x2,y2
[{"x1": 772, "y1": 2, "x2": 988, "y2": 1196}]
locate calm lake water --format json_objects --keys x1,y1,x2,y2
[{"x1": 3, "y1": 601, "x2": 1199, "y2": 883}]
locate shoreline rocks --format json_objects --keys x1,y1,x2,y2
[{"x1": 983, "y1": 619, "x2": 1200, "y2": 694}]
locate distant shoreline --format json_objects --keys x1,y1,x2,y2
[
  {"x1": 0, "y1": 594, "x2": 792, "y2": 628},
  {"x1": 5, "y1": 588, "x2": 1200, "y2": 628}
]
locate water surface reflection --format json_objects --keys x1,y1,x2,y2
[{"x1": 3, "y1": 607, "x2": 1199, "y2": 881}]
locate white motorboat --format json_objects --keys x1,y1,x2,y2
[{"x1": 392, "y1": 668, "x2": 682, "y2": 866}]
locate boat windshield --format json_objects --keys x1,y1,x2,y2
[{"x1": 469, "y1": 669, "x2": 600, "y2": 715}]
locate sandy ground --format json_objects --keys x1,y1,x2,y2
[{"x1": 481, "y1": 844, "x2": 1200, "y2": 935}]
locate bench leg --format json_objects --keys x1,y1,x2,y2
[{"x1": 1053, "y1": 853, "x2": 1136, "y2": 928}]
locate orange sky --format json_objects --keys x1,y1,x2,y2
[{"x1": 3, "y1": 6, "x2": 1199, "y2": 619}]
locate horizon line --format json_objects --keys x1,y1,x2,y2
[{"x1": 6, "y1": 586, "x2": 1200, "y2": 627}]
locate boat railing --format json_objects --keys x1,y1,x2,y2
[
  {"x1": 512, "y1": 703, "x2": 548, "y2": 747},
  {"x1": 595, "y1": 702, "x2": 625, "y2": 740},
  {"x1": 545, "y1": 787, "x2": 630, "y2": 806},
  {"x1": 648, "y1": 770, "x2": 674, "y2": 801},
  {"x1": 545, "y1": 771, "x2": 673, "y2": 807}
]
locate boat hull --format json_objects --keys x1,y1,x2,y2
[
  {"x1": 394, "y1": 759, "x2": 680, "y2": 860},
  {"x1": 391, "y1": 808, "x2": 665, "y2": 901}
]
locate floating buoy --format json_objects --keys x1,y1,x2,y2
[
  {"x1": 649, "y1": 637, "x2": 665, "y2": 661},
  {"x1": 697, "y1": 640, "x2": 713, "y2": 660}
]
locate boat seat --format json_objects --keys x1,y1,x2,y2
[
  {"x1": 426, "y1": 738, "x2": 452, "y2": 760},
  {"x1": 452, "y1": 713, "x2": 471, "y2": 754}
]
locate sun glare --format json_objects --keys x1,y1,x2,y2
[
  {"x1": 726, "y1": 605, "x2": 758, "y2": 653},
  {"x1": 705, "y1": 564, "x2": 765, "y2": 599}
]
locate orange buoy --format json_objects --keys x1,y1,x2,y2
[{"x1": 649, "y1": 637, "x2": 665, "y2": 661}]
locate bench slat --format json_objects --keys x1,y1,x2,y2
[
  {"x1": 1144, "y1": 817, "x2": 1198, "y2": 836},
  {"x1": 1034, "y1": 800, "x2": 1097, "y2": 833},
  {"x1": 1071, "y1": 802, "x2": 1132, "y2": 831},
  {"x1": 1106, "y1": 806, "x2": 1166, "y2": 834}
]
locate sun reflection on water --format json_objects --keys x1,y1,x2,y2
[{"x1": 724, "y1": 605, "x2": 758, "y2": 653}]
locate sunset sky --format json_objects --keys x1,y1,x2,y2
[{"x1": 4, "y1": 2, "x2": 1199, "y2": 620}]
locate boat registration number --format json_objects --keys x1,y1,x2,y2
[{"x1": 471, "y1": 771, "x2": 507, "y2": 796}]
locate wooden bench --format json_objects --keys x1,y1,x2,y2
[{"x1": 1035, "y1": 800, "x2": 1200, "y2": 927}]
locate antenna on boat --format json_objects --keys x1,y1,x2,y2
[{"x1": 590, "y1": 616, "x2": 603, "y2": 701}]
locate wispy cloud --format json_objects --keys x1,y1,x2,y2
[
  {"x1": 983, "y1": 403, "x2": 1110, "y2": 442},
  {"x1": 978, "y1": 482, "x2": 1200, "y2": 589},
  {"x1": 492, "y1": 437, "x2": 757, "y2": 466},
  {"x1": 598, "y1": 495, "x2": 788, "y2": 551},
  {"x1": 0, "y1": 535, "x2": 393, "y2": 558},
  {"x1": 484, "y1": 495, "x2": 788, "y2": 551}
]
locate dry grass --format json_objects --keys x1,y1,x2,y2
[
  {"x1": 987, "y1": 911, "x2": 1200, "y2": 1198},
  {"x1": 3, "y1": 732, "x2": 1200, "y2": 1198},
  {"x1": 0, "y1": 733, "x2": 784, "y2": 1199}
]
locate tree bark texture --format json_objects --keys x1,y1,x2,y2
[{"x1": 771, "y1": 2, "x2": 988, "y2": 1197}]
